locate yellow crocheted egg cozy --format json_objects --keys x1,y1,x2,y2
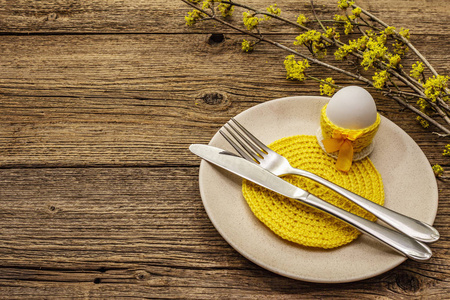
[
  {"x1": 320, "y1": 104, "x2": 381, "y2": 153},
  {"x1": 242, "y1": 135, "x2": 384, "y2": 249}
]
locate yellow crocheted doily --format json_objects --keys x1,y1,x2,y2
[{"x1": 242, "y1": 135, "x2": 385, "y2": 249}]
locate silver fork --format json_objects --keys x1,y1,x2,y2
[{"x1": 220, "y1": 117, "x2": 439, "y2": 243}]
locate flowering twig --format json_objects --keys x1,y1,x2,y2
[
  {"x1": 181, "y1": 0, "x2": 373, "y2": 85},
  {"x1": 221, "y1": 0, "x2": 447, "y2": 107},
  {"x1": 354, "y1": 4, "x2": 441, "y2": 80},
  {"x1": 353, "y1": 4, "x2": 450, "y2": 110},
  {"x1": 182, "y1": 0, "x2": 450, "y2": 137},
  {"x1": 220, "y1": 0, "x2": 310, "y2": 31}
]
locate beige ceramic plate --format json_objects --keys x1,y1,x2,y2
[{"x1": 198, "y1": 96, "x2": 438, "y2": 283}]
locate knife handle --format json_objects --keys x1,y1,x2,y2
[
  {"x1": 290, "y1": 168, "x2": 439, "y2": 243},
  {"x1": 302, "y1": 193, "x2": 432, "y2": 261}
]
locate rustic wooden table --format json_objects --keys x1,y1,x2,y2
[{"x1": 0, "y1": 0, "x2": 449, "y2": 298}]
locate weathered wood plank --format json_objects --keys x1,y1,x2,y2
[
  {"x1": 0, "y1": 0, "x2": 449, "y2": 298},
  {"x1": 0, "y1": 167, "x2": 448, "y2": 298},
  {"x1": 0, "y1": 0, "x2": 448, "y2": 35},
  {"x1": 0, "y1": 34, "x2": 448, "y2": 167}
]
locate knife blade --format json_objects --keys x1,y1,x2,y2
[{"x1": 189, "y1": 144, "x2": 432, "y2": 261}]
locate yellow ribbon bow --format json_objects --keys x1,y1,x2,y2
[{"x1": 322, "y1": 130, "x2": 363, "y2": 172}]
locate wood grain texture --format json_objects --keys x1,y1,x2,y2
[
  {"x1": 0, "y1": 0, "x2": 449, "y2": 298},
  {"x1": 0, "y1": 33, "x2": 448, "y2": 167},
  {"x1": 0, "y1": 167, "x2": 448, "y2": 299},
  {"x1": 0, "y1": 0, "x2": 448, "y2": 34}
]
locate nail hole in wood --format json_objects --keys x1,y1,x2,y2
[
  {"x1": 135, "y1": 270, "x2": 150, "y2": 281},
  {"x1": 208, "y1": 33, "x2": 225, "y2": 45},
  {"x1": 93, "y1": 278, "x2": 101, "y2": 284},
  {"x1": 46, "y1": 13, "x2": 58, "y2": 21},
  {"x1": 137, "y1": 273, "x2": 145, "y2": 280}
]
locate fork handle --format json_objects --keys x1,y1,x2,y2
[
  {"x1": 289, "y1": 167, "x2": 440, "y2": 243},
  {"x1": 302, "y1": 193, "x2": 432, "y2": 261}
]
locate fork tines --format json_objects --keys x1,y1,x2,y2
[{"x1": 219, "y1": 118, "x2": 268, "y2": 163}]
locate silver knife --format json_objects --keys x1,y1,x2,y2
[{"x1": 190, "y1": 144, "x2": 432, "y2": 261}]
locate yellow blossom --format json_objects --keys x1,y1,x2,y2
[
  {"x1": 432, "y1": 164, "x2": 444, "y2": 177},
  {"x1": 384, "y1": 26, "x2": 396, "y2": 35},
  {"x1": 423, "y1": 75, "x2": 449, "y2": 102},
  {"x1": 361, "y1": 38, "x2": 388, "y2": 70},
  {"x1": 410, "y1": 61, "x2": 424, "y2": 80},
  {"x1": 334, "y1": 44, "x2": 351, "y2": 60},
  {"x1": 243, "y1": 11, "x2": 261, "y2": 30},
  {"x1": 266, "y1": 4, "x2": 281, "y2": 17},
  {"x1": 372, "y1": 70, "x2": 389, "y2": 89},
  {"x1": 344, "y1": 20, "x2": 354, "y2": 35},
  {"x1": 185, "y1": 9, "x2": 204, "y2": 26},
  {"x1": 357, "y1": 35, "x2": 369, "y2": 50},
  {"x1": 202, "y1": 0, "x2": 212, "y2": 9},
  {"x1": 377, "y1": 33, "x2": 387, "y2": 45},
  {"x1": 334, "y1": 37, "x2": 363, "y2": 60},
  {"x1": 284, "y1": 55, "x2": 309, "y2": 82},
  {"x1": 294, "y1": 30, "x2": 327, "y2": 58},
  {"x1": 218, "y1": 3, "x2": 234, "y2": 17},
  {"x1": 388, "y1": 54, "x2": 402, "y2": 68},
  {"x1": 393, "y1": 41, "x2": 409, "y2": 56},
  {"x1": 392, "y1": 30, "x2": 410, "y2": 56},
  {"x1": 444, "y1": 144, "x2": 450, "y2": 156},
  {"x1": 297, "y1": 14, "x2": 309, "y2": 26},
  {"x1": 365, "y1": 29, "x2": 376, "y2": 38},
  {"x1": 417, "y1": 98, "x2": 429, "y2": 113},
  {"x1": 351, "y1": 7, "x2": 361, "y2": 17},
  {"x1": 399, "y1": 27, "x2": 410, "y2": 40},
  {"x1": 320, "y1": 78, "x2": 336, "y2": 96},
  {"x1": 333, "y1": 14, "x2": 355, "y2": 35},
  {"x1": 324, "y1": 26, "x2": 340, "y2": 41},
  {"x1": 338, "y1": 0, "x2": 355, "y2": 9},
  {"x1": 333, "y1": 14, "x2": 347, "y2": 22},
  {"x1": 241, "y1": 39, "x2": 254, "y2": 52},
  {"x1": 416, "y1": 116, "x2": 429, "y2": 128},
  {"x1": 348, "y1": 14, "x2": 356, "y2": 21},
  {"x1": 294, "y1": 30, "x2": 321, "y2": 45}
]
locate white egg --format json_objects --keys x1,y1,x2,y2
[{"x1": 326, "y1": 86, "x2": 377, "y2": 129}]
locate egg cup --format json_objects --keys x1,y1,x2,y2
[{"x1": 317, "y1": 104, "x2": 381, "y2": 172}]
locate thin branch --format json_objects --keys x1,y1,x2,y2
[
  {"x1": 182, "y1": 0, "x2": 373, "y2": 85},
  {"x1": 386, "y1": 93, "x2": 450, "y2": 135},
  {"x1": 181, "y1": 0, "x2": 450, "y2": 135},
  {"x1": 388, "y1": 69, "x2": 450, "y2": 126},
  {"x1": 354, "y1": 4, "x2": 439, "y2": 78},
  {"x1": 308, "y1": 75, "x2": 344, "y2": 89},
  {"x1": 399, "y1": 68, "x2": 450, "y2": 112},
  {"x1": 433, "y1": 132, "x2": 450, "y2": 138},
  {"x1": 310, "y1": 0, "x2": 327, "y2": 32},
  {"x1": 309, "y1": 2, "x2": 440, "y2": 105},
  {"x1": 221, "y1": 0, "x2": 310, "y2": 31}
]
